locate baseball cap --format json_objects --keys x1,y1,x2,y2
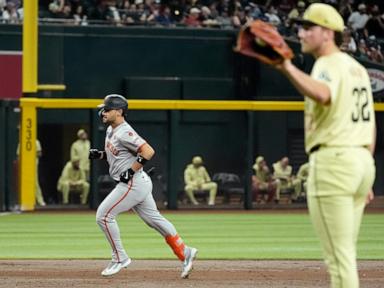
[
  {"x1": 296, "y1": 3, "x2": 344, "y2": 32},
  {"x1": 77, "y1": 129, "x2": 86, "y2": 137},
  {"x1": 192, "y1": 156, "x2": 203, "y2": 164},
  {"x1": 358, "y1": 4, "x2": 366, "y2": 11},
  {"x1": 255, "y1": 156, "x2": 264, "y2": 164},
  {"x1": 297, "y1": 1, "x2": 305, "y2": 8},
  {"x1": 190, "y1": 8, "x2": 201, "y2": 14}
]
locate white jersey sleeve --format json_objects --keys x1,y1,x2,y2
[
  {"x1": 119, "y1": 125, "x2": 146, "y2": 152},
  {"x1": 105, "y1": 122, "x2": 146, "y2": 181}
]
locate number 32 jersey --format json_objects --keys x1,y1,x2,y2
[{"x1": 304, "y1": 51, "x2": 375, "y2": 154}]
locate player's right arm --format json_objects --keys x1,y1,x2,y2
[
  {"x1": 276, "y1": 59, "x2": 332, "y2": 105},
  {"x1": 89, "y1": 149, "x2": 106, "y2": 160},
  {"x1": 369, "y1": 123, "x2": 377, "y2": 155},
  {"x1": 131, "y1": 143, "x2": 154, "y2": 172}
]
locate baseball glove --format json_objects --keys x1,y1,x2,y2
[{"x1": 234, "y1": 20, "x2": 294, "y2": 65}]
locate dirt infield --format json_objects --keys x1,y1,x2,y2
[{"x1": 1, "y1": 260, "x2": 383, "y2": 288}]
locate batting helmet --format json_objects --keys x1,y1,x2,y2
[{"x1": 98, "y1": 94, "x2": 128, "y2": 115}]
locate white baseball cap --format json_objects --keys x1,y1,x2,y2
[{"x1": 296, "y1": 3, "x2": 345, "y2": 32}]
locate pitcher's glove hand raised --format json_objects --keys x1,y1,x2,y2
[
  {"x1": 89, "y1": 149, "x2": 105, "y2": 160},
  {"x1": 120, "y1": 168, "x2": 135, "y2": 184},
  {"x1": 234, "y1": 20, "x2": 293, "y2": 65}
]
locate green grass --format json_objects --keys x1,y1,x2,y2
[{"x1": 0, "y1": 212, "x2": 383, "y2": 260}]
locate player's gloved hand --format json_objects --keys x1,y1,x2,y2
[
  {"x1": 89, "y1": 149, "x2": 104, "y2": 160},
  {"x1": 120, "y1": 168, "x2": 135, "y2": 184}
]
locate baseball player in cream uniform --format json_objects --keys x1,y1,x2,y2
[
  {"x1": 275, "y1": 4, "x2": 376, "y2": 288},
  {"x1": 89, "y1": 94, "x2": 197, "y2": 278}
]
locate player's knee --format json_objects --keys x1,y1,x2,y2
[{"x1": 96, "y1": 211, "x2": 113, "y2": 226}]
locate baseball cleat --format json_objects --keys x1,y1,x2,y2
[
  {"x1": 181, "y1": 247, "x2": 198, "y2": 279},
  {"x1": 101, "y1": 257, "x2": 131, "y2": 277}
]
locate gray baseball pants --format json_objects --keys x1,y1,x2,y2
[{"x1": 96, "y1": 170, "x2": 177, "y2": 263}]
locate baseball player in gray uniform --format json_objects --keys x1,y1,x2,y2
[{"x1": 89, "y1": 94, "x2": 197, "y2": 278}]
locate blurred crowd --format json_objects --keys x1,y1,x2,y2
[{"x1": 0, "y1": 0, "x2": 383, "y2": 63}]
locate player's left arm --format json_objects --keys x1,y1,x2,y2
[
  {"x1": 277, "y1": 59, "x2": 331, "y2": 105},
  {"x1": 131, "y1": 143, "x2": 155, "y2": 172},
  {"x1": 120, "y1": 143, "x2": 155, "y2": 183},
  {"x1": 366, "y1": 123, "x2": 377, "y2": 204}
]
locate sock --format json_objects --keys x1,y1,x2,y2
[{"x1": 165, "y1": 234, "x2": 186, "y2": 261}]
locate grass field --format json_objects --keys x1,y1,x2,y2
[{"x1": 0, "y1": 211, "x2": 383, "y2": 260}]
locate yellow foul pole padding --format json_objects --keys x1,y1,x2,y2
[
  {"x1": 22, "y1": 0, "x2": 38, "y2": 93},
  {"x1": 19, "y1": 104, "x2": 37, "y2": 211}
]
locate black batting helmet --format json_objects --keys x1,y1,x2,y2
[{"x1": 98, "y1": 94, "x2": 128, "y2": 116}]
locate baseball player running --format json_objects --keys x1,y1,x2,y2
[
  {"x1": 274, "y1": 4, "x2": 375, "y2": 288},
  {"x1": 89, "y1": 94, "x2": 197, "y2": 278}
]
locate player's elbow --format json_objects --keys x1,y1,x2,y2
[
  {"x1": 141, "y1": 143, "x2": 155, "y2": 160},
  {"x1": 313, "y1": 87, "x2": 331, "y2": 106}
]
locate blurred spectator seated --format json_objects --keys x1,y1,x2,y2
[
  {"x1": 183, "y1": 7, "x2": 202, "y2": 27},
  {"x1": 347, "y1": 4, "x2": 369, "y2": 33},
  {"x1": 295, "y1": 162, "x2": 309, "y2": 202},
  {"x1": 340, "y1": 29, "x2": 357, "y2": 54},
  {"x1": 273, "y1": 157, "x2": 301, "y2": 203},
  {"x1": 184, "y1": 156, "x2": 217, "y2": 205},
  {"x1": 364, "y1": 5, "x2": 384, "y2": 39},
  {"x1": 1, "y1": 1, "x2": 21, "y2": 23},
  {"x1": 105, "y1": 1, "x2": 122, "y2": 26},
  {"x1": 355, "y1": 38, "x2": 370, "y2": 61},
  {"x1": 57, "y1": 157, "x2": 89, "y2": 205},
  {"x1": 201, "y1": 6, "x2": 220, "y2": 28},
  {"x1": 287, "y1": 1, "x2": 305, "y2": 24},
  {"x1": 154, "y1": 6, "x2": 174, "y2": 26},
  {"x1": 212, "y1": 173, "x2": 244, "y2": 204},
  {"x1": 264, "y1": 6, "x2": 281, "y2": 26},
  {"x1": 251, "y1": 156, "x2": 277, "y2": 204}
]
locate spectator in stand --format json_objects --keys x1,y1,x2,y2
[
  {"x1": 273, "y1": 156, "x2": 301, "y2": 203},
  {"x1": 184, "y1": 156, "x2": 217, "y2": 206},
  {"x1": 216, "y1": 7, "x2": 232, "y2": 29},
  {"x1": 183, "y1": 7, "x2": 202, "y2": 27},
  {"x1": 340, "y1": 29, "x2": 357, "y2": 53},
  {"x1": 367, "y1": 45, "x2": 384, "y2": 63},
  {"x1": 287, "y1": 1, "x2": 305, "y2": 22},
  {"x1": 232, "y1": 9, "x2": 251, "y2": 28},
  {"x1": 1, "y1": 1, "x2": 21, "y2": 23},
  {"x1": 364, "y1": 5, "x2": 384, "y2": 39},
  {"x1": 208, "y1": 3, "x2": 220, "y2": 20},
  {"x1": 265, "y1": 6, "x2": 281, "y2": 26},
  {"x1": 58, "y1": 3, "x2": 73, "y2": 20},
  {"x1": 57, "y1": 157, "x2": 89, "y2": 205},
  {"x1": 296, "y1": 162, "x2": 309, "y2": 199},
  {"x1": 338, "y1": 0, "x2": 354, "y2": 22},
  {"x1": 247, "y1": 3, "x2": 263, "y2": 20},
  {"x1": 105, "y1": 0, "x2": 122, "y2": 26},
  {"x1": 252, "y1": 156, "x2": 277, "y2": 204},
  {"x1": 145, "y1": 1, "x2": 161, "y2": 24},
  {"x1": 155, "y1": 5, "x2": 174, "y2": 26},
  {"x1": 355, "y1": 38, "x2": 370, "y2": 61},
  {"x1": 73, "y1": 4, "x2": 88, "y2": 25},
  {"x1": 0, "y1": 0, "x2": 6, "y2": 11},
  {"x1": 48, "y1": 0, "x2": 65, "y2": 17},
  {"x1": 87, "y1": 0, "x2": 108, "y2": 21},
  {"x1": 136, "y1": 0, "x2": 151, "y2": 24},
  {"x1": 348, "y1": 3, "x2": 369, "y2": 32},
  {"x1": 201, "y1": 6, "x2": 219, "y2": 27}
]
